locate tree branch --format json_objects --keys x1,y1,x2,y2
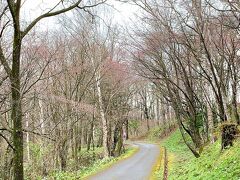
[
  {"x1": 22, "y1": 0, "x2": 83, "y2": 37},
  {"x1": 0, "y1": 20, "x2": 10, "y2": 39},
  {"x1": 0, "y1": 132, "x2": 15, "y2": 150},
  {"x1": 22, "y1": 129, "x2": 56, "y2": 141},
  {"x1": 0, "y1": 76, "x2": 8, "y2": 86},
  {"x1": 0, "y1": 5, "x2": 8, "y2": 20}
]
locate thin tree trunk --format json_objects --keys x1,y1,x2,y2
[
  {"x1": 144, "y1": 105, "x2": 150, "y2": 131},
  {"x1": 231, "y1": 83, "x2": 240, "y2": 124},
  {"x1": 156, "y1": 98, "x2": 160, "y2": 126},
  {"x1": 179, "y1": 123, "x2": 200, "y2": 158},
  {"x1": 160, "y1": 102, "x2": 167, "y2": 134},
  {"x1": 125, "y1": 119, "x2": 129, "y2": 140},
  {"x1": 95, "y1": 71, "x2": 109, "y2": 157},
  {"x1": 26, "y1": 113, "x2": 30, "y2": 162},
  {"x1": 87, "y1": 121, "x2": 94, "y2": 151},
  {"x1": 207, "y1": 102, "x2": 214, "y2": 143},
  {"x1": 39, "y1": 98, "x2": 45, "y2": 134}
]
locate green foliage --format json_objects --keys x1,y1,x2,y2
[
  {"x1": 148, "y1": 126, "x2": 165, "y2": 142},
  {"x1": 129, "y1": 119, "x2": 140, "y2": 130},
  {"x1": 196, "y1": 112, "x2": 205, "y2": 129},
  {"x1": 73, "y1": 148, "x2": 103, "y2": 168},
  {"x1": 50, "y1": 158, "x2": 114, "y2": 180},
  {"x1": 25, "y1": 142, "x2": 53, "y2": 180},
  {"x1": 157, "y1": 130, "x2": 240, "y2": 180}
]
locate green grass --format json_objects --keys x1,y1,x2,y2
[
  {"x1": 48, "y1": 147, "x2": 138, "y2": 180},
  {"x1": 156, "y1": 130, "x2": 240, "y2": 180}
]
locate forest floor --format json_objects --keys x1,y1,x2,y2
[
  {"x1": 88, "y1": 142, "x2": 160, "y2": 180},
  {"x1": 153, "y1": 130, "x2": 240, "y2": 180}
]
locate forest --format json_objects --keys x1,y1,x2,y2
[{"x1": 0, "y1": 0, "x2": 240, "y2": 179}]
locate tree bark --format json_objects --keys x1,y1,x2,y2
[{"x1": 12, "y1": 32, "x2": 24, "y2": 180}]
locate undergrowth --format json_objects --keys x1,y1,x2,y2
[
  {"x1": 47, "y1": 147, "x2": 138, "y2": 180},
  {"x1": 156, "y1": 130, "x2": 240, "y2": 180}
]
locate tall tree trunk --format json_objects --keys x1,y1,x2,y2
[
  {"x1": 12, "y1": 33, "x2": 24, "y2": 180},
  {"x1": 95, "y1": 71, "x2": 109, "y2": 157}
]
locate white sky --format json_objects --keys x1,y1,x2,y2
[
  {"x1": 21, "y1": 0, "x2": 139, "y2": 30},
  {"x1": 108, "y1": 0, "x2": 139, "y2": 25}
]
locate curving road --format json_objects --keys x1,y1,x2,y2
[{"x1": 88, "y1": 143, "x2": 160, "y2": 180}]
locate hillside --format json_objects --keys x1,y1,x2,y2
[{"x1": 155, "y1": 131, "x2": 240, "y2": 179}]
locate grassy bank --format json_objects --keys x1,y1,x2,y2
[
  {"x1": 155, "y1": 130, "x2": 240, "y2": 179},
  {"x1": 48, "y1": 146, "x2": 138, "y2": 180}
]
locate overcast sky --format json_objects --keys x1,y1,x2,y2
[{"x1": 21, "y1": 0, "x2": 138, "y2": 30}]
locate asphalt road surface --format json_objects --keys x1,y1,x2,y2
[{"x1": 89, "y1": 143, "x2": 160, "y2": 180}]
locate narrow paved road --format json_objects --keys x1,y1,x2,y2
[{"x1": 89, "y1": 143, "x2": 160, "y2": 180}]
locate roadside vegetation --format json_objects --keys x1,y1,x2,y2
[
  {"x1": 154, "y1": 130, "x2": 240, "y2": 179},
  {"x1": 25, "y1": 146, "x2": 138, "y2": 180}
]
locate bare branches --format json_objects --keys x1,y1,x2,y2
[
  {"x1": 22, "y1": 0, "x2": 104, "y2": 38},
  {"x1": 0, "y1": 45, "x2": 11, "y2": 77},
  {"x1": 0, "y1": 5, "x2": 8, "y2": 20},
  {"x1": 0, "y1": 132, "x2": 14, "y2": 150},
  {"x1": 22, "y1": 0, "x2": 82, "y2": 37},
  {"x1": 0, "y1": 76, "x2": 8, "y2": 86},
  {"x1": 22, "y1": 129, "x2": 56, "y2": 141},
  {"x1": 77, "y1": 0, "x2": 107, "y2": 10}
]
